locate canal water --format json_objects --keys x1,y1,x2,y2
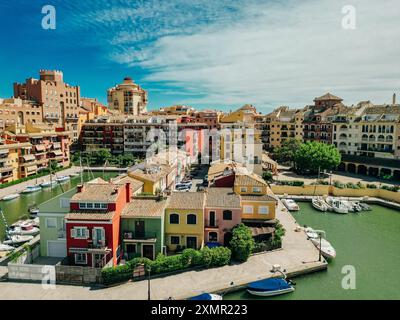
[
  {"x1": 0, "y1": 172, "x2": 118, "y2": 241},
  {"x1": 225, "y1": 202, "x2": 400, "y2": 300}
]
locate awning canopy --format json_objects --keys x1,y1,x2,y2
[
  {"x1": 51, "y1": 150, "x2": 63, "y2": 156},
  {"x1": 23, "y1": 154, "x2": 36, "y2": 161},
  {"x1": 35, "y1": 145, "x2": 46, "y2": 152},
  {"x1": 249, "y1": 226, "x2": 275, "y2": 237},
  {"x1": 26, "y1": 165, "x2": 38, "y2": 172}
]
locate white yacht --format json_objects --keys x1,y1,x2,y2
[
  {"x1": 312, "y1": 197, "x2": 328, "y2": 212},
  {"x1": 282, "y1": 199, "x2": 300, "y2": 211}
]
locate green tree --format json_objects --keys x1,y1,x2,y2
[
  {"x1": 262, "y1": 170, "x2": 273, "y2": 182},
  {"x1": 294, "y1": 141, "x2": 341, "y2": 174},
  {"x1": 94, "y1": 149, "x2": 112, "y2": 165},
  {"x1": 229, "y1": 224, "x2": 255, "y2": 262},
  {"x1": 273, "y1": 138, "x2": 301, "y2": 164},
  {"x1": 49, "y1": 160, "x2": 59, "y2": 171}
]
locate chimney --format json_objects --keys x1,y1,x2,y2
[
  {"x1": 77, "y1": 184, "x2": 84, "y2": 193},
  {"x1": 126, "y1": 182, "x2": 132, "y2": 203},
  {"x1": 393, "y1": 93, "x2": 396, "y2": 105}
]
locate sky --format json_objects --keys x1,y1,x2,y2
[{"x1": 0, "y1": 0, "x2": 399, "y2": 113}]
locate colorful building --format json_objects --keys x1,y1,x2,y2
[
  {"x1": 128, "y1": 164, "x2": 176, "y2": 194},
  {"x1": 204, "y1": 188, "x2": 241, "y2": 246},
  {"x1": 121, "y1": 196, "x2": 168, "y2": 260},
  {"x1": 165, "y1": 192, "x2": 205, "y2": 252},
  {"x1": 65, "y1": 179, "x2": 131, "y2": 267}
]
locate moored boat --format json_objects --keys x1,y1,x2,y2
[
  {"x1": 28, "y1": 205, "x2": 40, "y2": 216},
  {"x1": 247, "y1": 278, "x2": 295, "y2": 297},
  {"x1": 8, "y1": 223, "x2": 40, "y2": 236},
  {"x1": 56, "y1": 175, "x2": 70, "y2": 183},
  {"x1": 326, "y1": 197, "x2": 348, "y2": 214},
  {"x1": 1, "y1": 193, "x2": 20, "y2": 201},
  {"x1": 311, "y1": 237, "x2": 337, "y2": 259},
  {"x1": 188, "y1": 293, "x2": 223, "y2": 300},
  {"x1": 359, "y1": 203, "x2": 372, "y2": 211},
  {"x1": 0, "y1": 242, "x2": 14, "y2": 251},
  {"x1": 312, "y1": 197, "x2": 328, "y2": 212},
  {"x1": 3, "y1": 235, "x2": 34, "y2": 246},
  {"x1": 282, "y1": 199, "x2": 300, "y2": 211},
  {"x1": 41, "y1": 180, "x2": 57, "y2": 187},
  {"x1": 21, "y1": 185, "x2": 42, "y2": 194}
]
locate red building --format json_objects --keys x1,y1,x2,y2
[{"x1": 65, "y1": 179, "x2": 131, "y2": 267}]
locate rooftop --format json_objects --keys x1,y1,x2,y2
[
  {"x1": 205, "y1": 188, "x2": 241, "y2": 208},
  {"x1": 234, "y1": 172, "x2": 269, "y2": 187},
  {"x1": 167, "y1": 192, "x2": 205, "y2": 210},
  {"x1": 129, "y1": 164, "x2": 174, "y2": 182},
  {"x1": 65, "y1": 211, "x2": 115, "y2": 221},
  {"x1": 241, "y1": 194, "x2": 277, "y2": 202},
  {"x1": 314, "y1": 93, "x2": 343, "y2": 102},
  {"x1": 71, "y1": 182, "x2": 122, "y2": 202},
  {"x1": 112, "y1": 175, "x2": 144, "y2": 192},
  {"x1": 121, "y1": 197, "x2": 169, "y2": 218}
]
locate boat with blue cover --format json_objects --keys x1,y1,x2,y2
[
  {"x1": 188, "y1": 293, "x2": 223, "y2": 300},
  {"x1": 247, "y1": 278, "x2": 295, "y2": 297}
]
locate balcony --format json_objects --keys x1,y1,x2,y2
[
  {"x1": 65, "y1": 116, "x2": 78, "y2": 122},
  {"x1": 205, "y1": 221, "x2": 219, "y2": 230},
  {"x1": 123, "y1": 231, "x2": 157, "y2": 242},
  {"x1": 87, "y1": 240, "x2": 111, "y2": 252}
]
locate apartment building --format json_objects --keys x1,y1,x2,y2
[
  {"x1": 107, "y1": 77, "x2": 147, "y2": 115},
  {"x1": 0, "y1": 98, "x2": 42, "y2": 130},
  {"x1": 262, "y1": 106, "x2": 304, "y2": 151},
  {"x1": 0, "y1": 139, "x2": 31, "y2": 183},
  {"x1": 13, "y1": 70, "x2": 81, "y2": 141}
]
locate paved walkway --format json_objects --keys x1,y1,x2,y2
[{"x1": 0, "y1": 202, "x2": 326, "y2": 300}]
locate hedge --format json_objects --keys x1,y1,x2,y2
[
  {"x1": 279, "y1": 180, "x2": 305, "y2": 187},
  {"x1": 101, "y1": 247, "x2": 232, "y2": 285}
]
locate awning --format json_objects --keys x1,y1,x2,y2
[
  {"x1": 52, "y1": 142, "x2": 61, "y2": 149},
  {"x1": 249, "y1": 226, "x2": 275, "y2": 237},
  {"x1": 26, "y1": 165, "x2": 38, "y2": 172},
  {"x1": 23, "y1": 154, "x2": 36, "y2": 161},
  {"x1": 51, "y1": 150, "x2": 63, "y2": 156},
  {"x1": 35, "y1": 145, "x2": 46, "y2": 152}
]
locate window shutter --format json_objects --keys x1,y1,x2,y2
[
  {"x1": 85, "y1": 228, "x2": 89, "y2": 239},
  {"x1": 70, "y1": 228, "x2": 76, "y2": 238},
  {"x1": 92, "y1": 228, "x2": 97, "y2": 243},
  {"x1": 101, "y1": 228, "x2": 105, "y2": 241}
]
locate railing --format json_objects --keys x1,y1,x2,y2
[{"x1": 123, "y1": 231, "x2": 157, "y2": 240}]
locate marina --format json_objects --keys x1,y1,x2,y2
[{"x1": 225, "y1": 202, "x2": 400, "y2": 300}]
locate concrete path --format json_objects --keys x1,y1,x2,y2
[{"x1": 0, "y1": 202, "x2": 326, "y2": 300}]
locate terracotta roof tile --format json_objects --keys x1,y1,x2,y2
[
  {"x1": 167, "y1": 192, "x2": 205, "y2": 210},
  {"x1": 121, "y1": 197, "x2": 169, "y2": 218},
  {"x1": 205, "y1": 188, "x2": 241, "y2": 208}
]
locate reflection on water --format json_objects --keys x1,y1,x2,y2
[
  {"x1": 224, "y1": 202, "x2": 400, "y2": 300},
  {"x1": 0, "y1": 172, "x2": 118, "y2": 240}
]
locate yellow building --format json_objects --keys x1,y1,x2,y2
[
  {"x1": 164, "y1": 192, "x2": 205, "y2": 252},
  {"x1": 263, "y1": 106, "x2": 304, "y2": 151},
  {"x1": 128, "y1": 164, "x2": 176, "y2": 194},
  {"x1": 107, "y1": 77, "x2": 147, "y2": 115},
  {"x1": 0, "y1": 139, "x2": 31, "y2": 183},
  {"x1": 234, "y1": 171, "x2": 277, "y2": 221},
  {"x1": 219, "y1": 105, "x2": 263, "y2": 175}
]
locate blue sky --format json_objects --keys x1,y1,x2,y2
[{"x1": 0, "y1": 0, "x2": 399, "y2": 112}]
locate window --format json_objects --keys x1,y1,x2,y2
[
  {"x1": 86, "y1": 203, "x2": 93, "y2": 209},
  {"x1": 243, "y1": 205, "x2": 253, "y2": 214},
  {"x1": 79, "y1": 203, "x2": 86, "y2": 209},
  {"x1": 253, "y1": 187, "x2": 261, "y2": 193},
  {"x1": 46, "y1": 218, "x2": 57, "y2": 228},
  {"x1": 187, "y1": 214, "x2": 197, "y2": 225},
  {"x1": 171, "y1": 236, "x2": 180, "y2": 245},
  {"x1": 170, "y1": 213, "x2": 179, "y2": 224},
  {"x1": 101, "y1": 203, "x2": 108, "y2": 209},
  {"x1": 209, "y1": 232, "x2": 218, "y2": 242},
  {"x1": 223, "y1": 210, "x2": 232, "y2": 220},
  {"x1": 71, "y1": 227, "x2": 89, "y2": 239},
  {"x1": 74, "y1": 253, "x2": 87, "y2": 265},
  {"x1": 240, "y1": 187, "x2": 247, "y2": 193},
  {"x1": 259, "y1": 206, "x2": 269, "y2": 214},
  {"x1": 94, "y1": 203, "x2": 101, "y2": 209}
]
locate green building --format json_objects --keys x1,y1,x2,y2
[
  {"x1": 38, "y1": 188, "x2": 77, "y2": 257},
  {"x1": 120, "y1": 197, "x2": 168, "y2": 260}
]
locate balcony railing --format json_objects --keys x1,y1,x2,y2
[{"x1": 123, "y1": 231, "x2": 157, "y2": 241}]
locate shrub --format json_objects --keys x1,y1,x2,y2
[
  {"x1": 230, "y1": 224, "x2": 255, "y2": 262},
  {"x1": 262, "y1": 171, "x2": 273, "y2": 182},
  {"x1": 357, "y1": 182, "x2": 366, "y2": 189},
  {"x1": 366, "y1": 183, "x2": 377, "y2": 189},
  {"x1": 280, "y1": 180, "x2": 304, "y2": 187},
  {"x1": 381, "y1": 185, "x2": 400, "y2": 192},
  {"x1": 333, "y1": 180, "x2": 345, "y2": 189},
  {"x1": 102, "y1": 264, "x2": 132, "y2": 285}
]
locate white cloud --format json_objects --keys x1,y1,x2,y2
[{"x1": 72, "y1": 0, "x2": 400, "y2": 110}]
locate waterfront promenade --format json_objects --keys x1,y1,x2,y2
[{"x1": 0, "y1": 201, "x2": 326, "y2": 300}]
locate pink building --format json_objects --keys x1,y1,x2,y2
[{"x1": 204, "y1": 188, "x2": 242, "y2": 246}]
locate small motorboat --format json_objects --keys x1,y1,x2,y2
[
  {"x1": 69, "y1": 173, "x2": 80, "y2": 177},
  {"x1": 311, "y1": 237, "x2": 337, "y2": 259},
  {"x1": 188, "y1": 293, "x2": 223, "y2": 300},
  {"x1": 56, "y1": 175, "x2": 70, "y2": 183},
  {"x1": 1, "y1": 193, "x2": 20, "y2": 201},
  {"x1": 0, "y1": 242, "x2": 15, "y2": 252},
  {"x1": 282, "y1": 199, "x2": 300, "y2": 211},
  {"x1": 359, "y1": 203, "x2": 372, "y2": 211},
  {"x1": 28, "y1": 205, "x2": 40, "y2": 216},
  {"x1": 326, "y1": 197, "x2": 348, "y2": 214},
  {"x1": 312, "y1": 197, "x2": 328, "y2": 212},
  {"x1": 8, "y1": 223, "x2": 40, "y2": 236},
  {"x1": 41, "y1": 180, "x2": 57, "y2": 187},
  {"x1": 3, "y1": 235, "x2": 33, "y2": 246},
  {"x1": 21, "y1": 185, "x2": 42, "y2": 194},
  {"x1": 247, "y1": 278, "x2": 295, "y2": 297},
  {"x1": 304, "y1": 227, "x2": 319, "y2": 239}
]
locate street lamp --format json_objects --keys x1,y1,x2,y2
[
  {"x1": 318, "y1": 233, "x2": 322, "y2": 262},
  {"x1": 147, "y1": 265, "x2": 151, "y2": 300}
]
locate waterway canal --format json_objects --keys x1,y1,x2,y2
[
  {"x1": 225, "y1": 202, "x2": 400, "y2": 300},
  {"x1": 0, "y1": 172, "x2": 118, "y2": 241}
]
